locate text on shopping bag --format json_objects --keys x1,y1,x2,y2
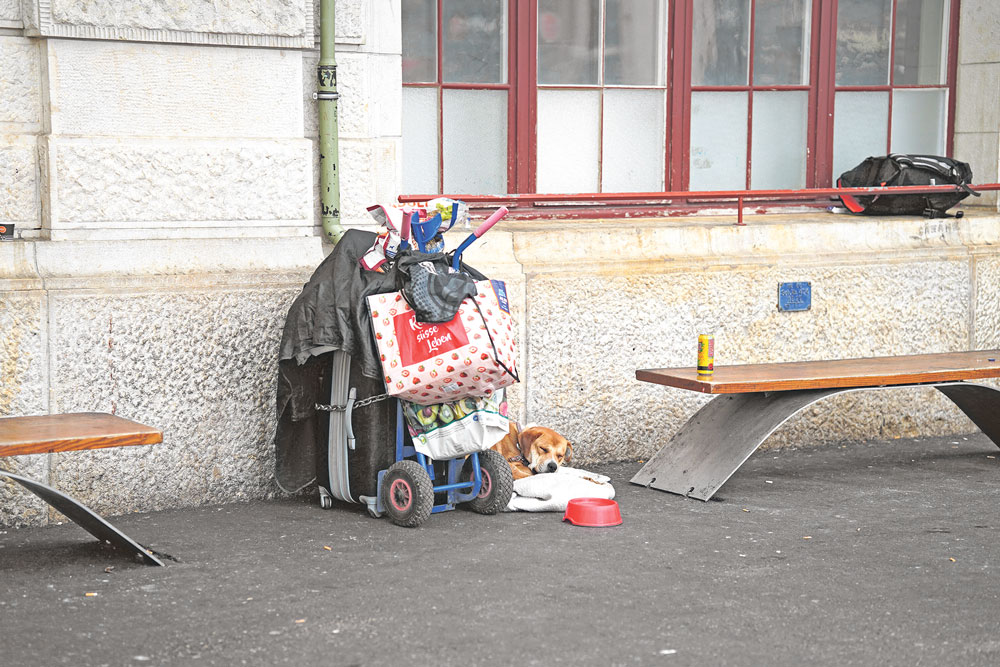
[{"x1": 394, "y1": 310, "x2": 469, "y2": 367}]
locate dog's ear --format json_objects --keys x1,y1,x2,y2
[
  {"x1": 563, "y1": 442, "x2": 574, "y2": 464},
  {"x1": 517, "y1": 428, "x2": 541, "y2": 460}
]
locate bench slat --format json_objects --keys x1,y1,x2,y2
[
  {"x1": 637, "y1": 349, "x2": 1000, "y2": 394},
  {"x1": 0, "y1": 413, "x2": 162, "y2": 457}
]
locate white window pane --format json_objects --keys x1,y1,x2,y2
[
  {"x1": 402, "y1": 0, "x2": 437, "y2": 83},
  {"x1": 891, "y1": 89, "x2": 947, "y2": 155},
  {"x1": 753, "y1": 0, "x2": 811, "y2": 85},
  {"x1": 893, "y1": 0, "x2": 949, "y2": 85},
  {"x1": 602, "y1": 89, "x2": 665, "y2": 192},
  {"x1": 689, "y1": 91, "x2": 748, "y2": 190},
  {"x1": 538, "y1": 0, "x2": 601, "y2": 85},
  {"x1": 691, "y1": 0, "x2": 751, "y2": 86},
  {"x1": 537, "y1": 89, "x2": 600, "y2": 193},
  {"x1": 836, "y1": 0, "x2": 892, "y2": 85},
  {"x1": 604, "y1": 0, "x2": 668, "y2": 86},
  {"x1": 442, "y1": 89, "x2": 507, "y2": 194},
  {"x1": 832, "y1": 91, "x2": 889, "y2": 181},
  {"x1": 442, "y1": 0, "x2": 509, "y2": 84},
  {"x1": 751, "y1": 91, "x2": 808, "y2": 189},
  {"x1": 402, "y1": 87, "x2": 440, "y2": 194}
]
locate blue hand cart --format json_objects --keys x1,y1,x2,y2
[{"x1": 318, "y1": 206, "x2": 514, "y2": 527}]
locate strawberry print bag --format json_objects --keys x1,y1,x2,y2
[{"x1": 367, "y1": 280, "x2": 518, "y2": 405}]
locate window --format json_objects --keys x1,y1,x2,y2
[{"x1": 401, "y1": 0, "x2": 958, "y2": 199}]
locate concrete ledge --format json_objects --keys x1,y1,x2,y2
[
  {"x1": 2, "y1": 237, "x2": 324, "y2": 290},
  {"x1": 505, "y1": 210, "x2": 1000, "y2": 271}
]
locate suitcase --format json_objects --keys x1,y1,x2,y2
[{"x1": 316, "y1": 350, "x2": 398, "y2": 510}]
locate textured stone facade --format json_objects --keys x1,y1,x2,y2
[
  {"x1": 3, "y1": 1, "x2": 1000, "y2": 530},
  {"x1": 49, "y1": 138, "x2": 313, "y2": 238},
  {"x1": 510, "y1": 215, "x2": 999, "y2": 465},
  {"x1": 1, "y1": 238, "x2": 323, "y2": 526},
  {"x1": 1, "y1": 37, "x2": 42, "y2": 234},
  {"x1": 22, "y1": 0, "x2": 313, "y2": 48},
  {"x1": 957, "y1": 0, "x2": 1000, "y2": 208},
  {"x1": 0, "y1": 0, "x2": 19, "y2": 24}
]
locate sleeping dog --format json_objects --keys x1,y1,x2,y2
[{"x1": 492, "y1": 423, "x2": 573, "y2": 480}]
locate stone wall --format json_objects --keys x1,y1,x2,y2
[
  {"x1": 956, "y1": 0, "x2": 1000, "y2": 208},
  {"x1": 0, "y1": 1, "x2": 399, "y2": 527},
  {"x1": 3, "y1": 1, "x2": 1000, "y2": 530},
  {"x1": 502, "y1": 213, "x2": 1000, "y2": 466}
]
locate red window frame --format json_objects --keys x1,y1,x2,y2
[{"x1": 401, "y1": 0, "x2": 963, "y2": 207}]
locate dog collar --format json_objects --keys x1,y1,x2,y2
[{"x1": 507, "y1": 454, "x2": 527, "y2": 464}]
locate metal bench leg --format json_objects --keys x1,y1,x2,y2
[
  {"x1": 935, "y1": 383, "x2": 1000, "y2": 447},
  {"x1": 631, "y1": 381, "x2": 1000, "y2": 502},
  {"x1": 0, "y1": 470, "x2": 164, "y2": 566},
  {"x1": 630, "y1": 388, "x2": 843, "y2": 501}
]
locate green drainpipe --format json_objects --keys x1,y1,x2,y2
[{"x1": 318, "y1": 0, "x2": 345, "y2": 244}]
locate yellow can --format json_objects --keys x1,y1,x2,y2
[{"x1": 697, "y1": 334, "x2": 714, "y2": 376}]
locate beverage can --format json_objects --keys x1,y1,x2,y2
[{"x1": 697, "y1": 334, "x2": 714, "y2": 376}]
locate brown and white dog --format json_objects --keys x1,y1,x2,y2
[{"x1": 492, "y1": 423, "x2": 573, "y2": 480}]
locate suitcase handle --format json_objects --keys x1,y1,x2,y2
[{"x1": 345, "y1": 387, "x2": 357, "y2": 450}]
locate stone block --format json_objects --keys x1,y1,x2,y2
[
  {"x1": 31, "y1": 237, "x2": 324, "y2": 285},
  {"x1": 24, "y1": 0, "x2": 312, "y2": 48},
  {"x1": 47, "y1": 137, "x2": 313, "y2": 234},
  {"x1": 372, "y1": 53, "x2": 403, "y2": 137},
  {"x1": 338, "y1": 139, "x2": 377, "y2": 227},
  {"x1": 0, "y1": 136, "x2": 39, "y2": 229},
  {"x1": 303, "y1": 51, "x2": 401, "y2": 141},
  {"x1": 0, "y1": 37, "x2": 41, "y2": 128},
  {"x1": 524, "y1": 259, "x2": 974, "y2": 464},
  {"x1": 48, "y1": 39, "x2": 304, "y2": 138},
  {"x1": 955, "y1": 64, "x2": 1000, "y2": 134},
  {"x1": 0, "y1": 0, "x2": 20, "y2": 22},
  {"x1": 303, "y1": 53, "x2": 320, "y2": 138},
  {"x1": 45, "y1": 286, "x2": 302, "y2": 515},
  {"x1": 0, "y1": 291, "x2": 48, "y2": 526},
  {"x1": 336, "y1": 0, "x2": 364, "y2": 44},
  {"x1": 331, "y1": 52, "x2": 370, "y2": 138},
  {"x1": 959, "y1": 0, "x2": 1000, "y2": 64},
  {"x1": 0, "y1": 291, "x2": 46, "y2": 419},
  {"x1": 975, "y1": 255, "x2": 1000, "y2": 350},
  {"x1": 367, "y1": 0, "x2": 401, "y2": 55},
  {"x1": 309, "y1": 0, "x2": 364, "y2": 45},
  {"x1": 0, "y1": 456, "x2": 50, "y2": 527},
  {"x1": 954, "y1": 132, "x2": 999, "y2": 209}
]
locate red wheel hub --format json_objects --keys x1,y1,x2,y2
[{"x1": 389, "y1": 478, "x2": 412, "y2": 511}]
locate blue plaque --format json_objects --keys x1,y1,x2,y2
[{"x1": 778, "y1": 282, "x2": 811, "y2": 311}]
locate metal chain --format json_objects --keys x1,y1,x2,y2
[{"x1": 315, "y1": 392, "x2": 391, "y2": 413}]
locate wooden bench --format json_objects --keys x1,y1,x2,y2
[
  {"x1": 630, "y1": 350, "x2": 1000, "y2": 501},
  {"x1": 0, "y1": 412, "x2": 164, "y2": 565}
]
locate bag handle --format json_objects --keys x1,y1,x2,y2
[{"x1": 471, "y1": 295, "x2": 519, "y2": 383}]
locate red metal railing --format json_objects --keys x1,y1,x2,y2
[{"x1": 400, "y1": 183, "x2": 1000, "y2": 225}]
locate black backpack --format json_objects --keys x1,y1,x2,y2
[{"x1": 837, "y1": 154, "x2": 979, "y2": 218}]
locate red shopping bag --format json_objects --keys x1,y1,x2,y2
[{"x1": 368, "y1": 280, "x2": 518, "y2": 405}]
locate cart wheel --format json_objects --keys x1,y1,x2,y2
[
  {"x1": 380, "y1": 461, "x2": 433, "y2": 527},
  {"x1": 463, "y1": 450, "x2": 514, "y2": 515},
  {"x1": 318, "y1": 486, "x2": 333, "y2": 509}
]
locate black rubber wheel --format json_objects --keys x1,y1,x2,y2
[
  {"x1": 463, "y1": 449, "x2": 514, "y2": 514},
  {"x1": 380, "y1": 460, "x2": 434, "y2": 527}
]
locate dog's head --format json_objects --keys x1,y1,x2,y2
[{"x1": 518, "y1": 426, "x2": 573, "y2": 474}]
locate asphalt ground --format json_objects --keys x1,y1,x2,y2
[{"x1": 2, "y1": 433, "x2": 1000, "y2": 667}]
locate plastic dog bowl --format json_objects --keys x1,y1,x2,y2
[{"x1": 563, "y1": 498, "x2": 622, "y2": 527}]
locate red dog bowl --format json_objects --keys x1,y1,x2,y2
[{"x1": 563, "y1": 498, "x2": 622, "y2": 527}]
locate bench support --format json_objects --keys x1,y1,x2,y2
[
  {"x1": 0, "y1": 470, "x2": 164, "y2": 566},
  {"x1": 631, "y1": 381, "x2": 1000, "y2": 501}
]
